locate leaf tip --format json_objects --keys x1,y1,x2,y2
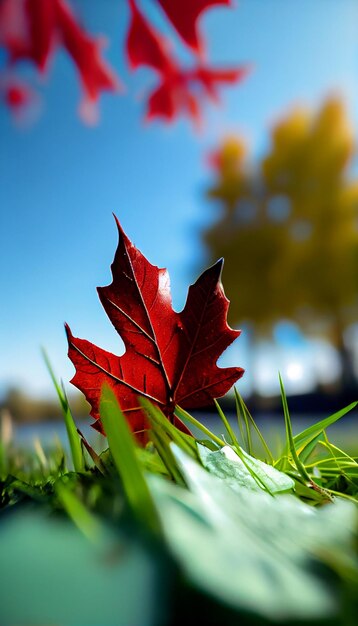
[
  {"x1": 64, "y1": 322, "x2": 72, "y2": 341},
  {"x1": 112, "y1": 213, "x2": 126, "y2": 240},
  {"x1": 215, "y1": 256, "x2": 224, "y2": 273}
]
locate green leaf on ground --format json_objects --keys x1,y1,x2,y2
[
  {"x1": 148, "y1": 445, "x2": 357, "y2": 622},
  {"x1": 198, "y1": 444, "x2": 295, "y2": 494}
]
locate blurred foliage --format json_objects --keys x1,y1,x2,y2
[
  {"x1": 0, "y1": 387, "x2": 89, "y2": 423},
  {"x1": 204, "y1": 99, "x2": 358, "y2": 363}
]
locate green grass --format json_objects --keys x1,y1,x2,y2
[{"x1": 0, "y1": 373, "x2": 357, "y2": 626}]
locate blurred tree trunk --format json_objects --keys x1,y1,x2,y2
[{"x1": 330, "y1": 317, "x2": 356, "y2": 391}]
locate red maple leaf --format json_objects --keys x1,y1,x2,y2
[
  {"x1": 66, "y1": 217, "x2": 244, "y2": 443},
  {"x1": 157, "y1": 0, "x2": 231, "y2": 53}
]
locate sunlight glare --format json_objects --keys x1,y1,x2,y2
[{"x1": 286, "y1": 362, "x2": 304, "y2": 382}]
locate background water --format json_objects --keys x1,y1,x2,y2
[{"x1": 13, "y1": 412, "x2": 358, "y2": 457}]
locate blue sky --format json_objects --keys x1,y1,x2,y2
[{"x1": 1, "y1": 0, "x2": 358, "y2": 398}]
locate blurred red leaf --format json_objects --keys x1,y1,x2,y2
[
  {"x1": 0, "y1": 75, "x2": 39, "y2": 123},
  {"x1": 4, "y1": 80, "x2": 31, "y2": 108},
  {"x1": 126, "y1": 0, "x2": 173, "y2": 74},
  {"x1": 26, "y1": 0, "x2": 56, "y2": 70},
  {"x1": 56, "y1": 0, "x2": 120, "y2": 124},
  {"x1": 146, "y1": 63, "x2": 250, "y2": 124},
  {"x1": 0, "y1": 0, "x2": 248, "y2": 124},
  {"x1": 157, "y1": 0, "x2": 231, "y2": 53},
  {"x1": 126, "y1": 0, "x2": 248, "y2": 124},
  {"x1": 0, "y1": 0, "x2": 119, "y2": 122},
  {"x1": 146, "y1": 73, "x2": 201, "y2": 124},
  {"x1": 0, "y1": 0, "x2": 56, "y2": 69},
  {"x1": 66, "y1": 217, "x2": 243, "y2": 443},
  {"x1": 193, "y1": 65, "x2": 251, "y2": 101}
]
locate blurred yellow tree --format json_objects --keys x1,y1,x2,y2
[{"x1": 204, "y1": 98, "x2": 358, "y2": 386}]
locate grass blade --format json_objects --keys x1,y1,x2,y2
[
  {"x1": 234, "y1": 388, "x2": 274, "y2": 463},
  {"x1": 214, "y1": 399, "x2": 240, "y2": 450},
  {"x1": 42, "y1": 349, "x2": 84, "y2": 473},
  {"x1": 141, "y1": 398, "x2": 197, "y2": 459},
  {"x1": 316, "y1": 439, "x2": 357, "y2": 464},
  {"x1": 293, "y1": 401, "x2": 358, "y2": 456},
  {"x1": 234, "y1": 389, "x2": 253, "y2": 454},
  {"x1": 279, "y1": 374, "x2": 316, "y2": 485},
  {"x1": 99, "y1": 385, "x2": 160, "y2": 535},
  {"x1": 0, "y1": 409, "x2": 13, "y2": 478},
  {"x1": 56, "y1": 479, "x2": 101, "y2": 542},
  {"x1": 149, "y1": 429, "x2": 185, "y2": 486},
  {"x1": 298, "y1": 432, "x2": 325, "y2": 464},
  {"x1": 174, "y1": 405, "x2": 225, "y2": 447},
  {"x1": 77, "y1": 428, "x2": 107, "y2": 475}
]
